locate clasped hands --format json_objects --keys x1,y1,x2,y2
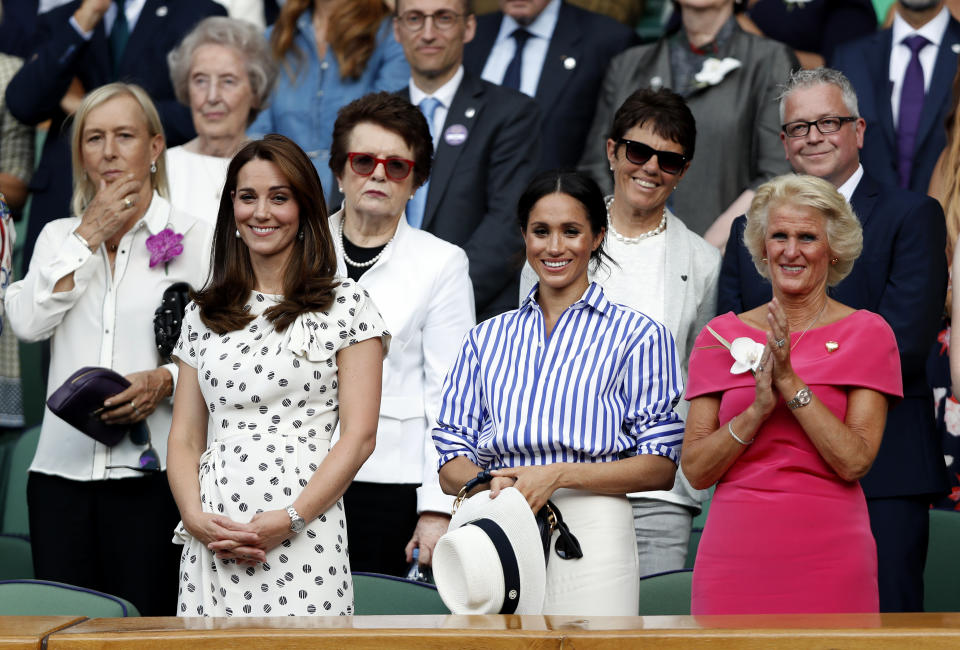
[
  {"x1": 488, "y1": 463, "x2": 563, "y2": 513},
  {"x1": 752, "y1": 298, "x2": 804, "y2": 417},
  {"x1": 188, "y1": 510, "x2": 294, "y2": 566}
]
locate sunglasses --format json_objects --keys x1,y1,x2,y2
[
  {"x1": 347, "y1": 152, "x2": 415, "y2": 181},
  {"x1": 106, "y1": 421, "x2": 160, "y2": 473},
  {"x1": 617, "y1": 138, "x2": 687, "y2": 175}
]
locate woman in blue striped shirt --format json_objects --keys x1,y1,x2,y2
[{"x1": 432, "y1": 170, "x2": 686, "y2": 615}]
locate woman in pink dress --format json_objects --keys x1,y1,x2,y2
[{"x1": 682, "y1": 174, "x2": 902, "y2": 614}]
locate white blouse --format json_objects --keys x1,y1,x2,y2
[{"x1": 5, "y1": 193, "x2": 213, "y2": 480}]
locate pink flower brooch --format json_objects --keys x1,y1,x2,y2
[{"x1": 146, "y1": 228, "x2": 184, "y2": 273}]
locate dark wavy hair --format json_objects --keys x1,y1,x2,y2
[
  {"x1": 192, "y1": 135, "x2": 338, "y2": 334},
  {"x1": 329, "y1": 91, "x2": 433, "y2": 189},
  {"x1": 517, "y1": 169, "x2": 613, "y2": 268}
]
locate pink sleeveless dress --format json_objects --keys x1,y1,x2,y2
[{"x1": 685, "y1": 310, "x2": 902, "y2": 615}]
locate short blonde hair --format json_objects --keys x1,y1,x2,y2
[
  {"x1": 70, "y1": 83, "x2": 168, "y2": 217},
  {"x1": 744, "y1": 174, "x2": 862, "y2": 287}
]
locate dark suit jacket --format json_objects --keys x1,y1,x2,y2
[
  {"x1": 717, "y1": 173, "x2": 949, "y2": 498},
  {"x1": 401, "y1": 71, "x2": 541, "y2": 321},
  {"x1": 831, "y1": 17, "x2": 960, "y2": 194},
  {"x1": 462, "y1": 1, "x2": 637, "y2": 170},
  {"x1": 5, "y1": 0, "x2": 225, "y2": 264}
]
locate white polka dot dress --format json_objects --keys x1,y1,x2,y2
[{"x1": 172, "y1": 281, "x2": 389, "y2": 617}]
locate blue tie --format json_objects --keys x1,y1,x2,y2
[
  {"x1": 897, "y1": 34, "x2": 930, "y2": 188},
  {"x1": 109, "y1": 0, "x2": 129, "y2": 80},
  {"x1": 406, "y1": 97, "x2": 441, "y2": 229},
  {"x1": 501, "y1": 28, "x2": 532, "y2": 90}
]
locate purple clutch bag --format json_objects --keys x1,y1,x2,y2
[{"x1": 46, "y1": 366, "x2": 131, "y2": 446}]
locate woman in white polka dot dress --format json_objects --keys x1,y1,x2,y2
[{"x1": 167, "y1": 134, "x2": 390, "y2": 616}]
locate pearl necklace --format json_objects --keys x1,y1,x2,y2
[
  {"x1": 338, "y1": 214, "x2": 396, "y2": 268},
  {"x1": 605, "y1": 197, "x2": 666, "y2": 244}
]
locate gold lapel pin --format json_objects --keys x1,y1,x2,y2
[{"x1": 825, "y1": 341, "x2": 839, "y2": 353}]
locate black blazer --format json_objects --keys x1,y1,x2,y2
[
  {"x1": 462, "y1": 1, "x2": 637, "y2": 170},
  {"x1": 399, "y1": 71, "x2": 541, "y2": 321},
  {"x1": 717, "y1": 173, "x2": 949, "y2": 498},
  {"x1": 5, "y1": 0, "x2": 225, "y2": 264},
  {"x1": 831, "y1": 17, "x2": 960, "y2": 194}
]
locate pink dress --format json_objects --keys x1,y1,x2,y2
[{"x1": 686, "y1": 310, "x2": 902, "y2": 615}]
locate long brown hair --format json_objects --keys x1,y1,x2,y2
[
  {"x1": 937, "y1": 60, "x2": 960, "y2": 313},
  {"x1": 271, "y1": 0, "x2": 388, "y2": 80},
  {"x1": 192, "y1": 135, "x2": 338, "y2": 334}
]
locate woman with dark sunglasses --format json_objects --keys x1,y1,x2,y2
[
  {"x1": 325, "y1": 92, "x2": 475, "y2": 577},
  {"x1": 523, "y1": 88, "x2": 720, "y2": 582}
]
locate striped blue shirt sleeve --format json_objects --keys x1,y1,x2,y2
[
  {"x1": 623, "y1": 321, "x2": 685, "y2": 465},
  {"x1": 432, "y1": 332, "x2": 486, "y2": 469}
]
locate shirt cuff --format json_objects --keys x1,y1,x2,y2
[
  {"x1": 69, "y1": 15, "x2": 95, "y2": 40},
  {"x1": 416, "y1": 485, "x2": 455, "y2": 516},
  {"x1": 161, "y1": 362, "x2": 179, "y2": 401}
]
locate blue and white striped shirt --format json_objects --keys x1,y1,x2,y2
[{"x1": 433, "y1": 283, "x2": 685, "y2": 470}]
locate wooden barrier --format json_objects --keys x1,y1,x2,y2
[
  {"x1": 0, "y1": 617, "x2": 83, "y2": 650},
  {"x1": 32, "y1": 612, "x2": 960, "y2": 649}
]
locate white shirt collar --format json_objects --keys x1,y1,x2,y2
[
  {"x1": 835, "y1": 164, "x2": 864, "y2": 203},
  {"x1": 140, "y1": 191, "x2": 173, "y2": 235},
  {"x1": 495, "y1": 0, "x2": 561, "y2": 44},
  {"x1": 410, "y1": 65, "x2": 464, "y2": 109},
  {"x1": 892, "y1": 5, "x2": 950, "y2": 49}
]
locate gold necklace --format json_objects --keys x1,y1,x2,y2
[{"x1": 790, "y1": 300, "x2": 828, "y2": 351}]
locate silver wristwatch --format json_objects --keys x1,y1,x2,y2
[
  {"x1": 286, "y1": 505, "x2": 305, "y2": 534},
  {"x1": 786, "y1": 386, "x2": 812, "y2": 410}
]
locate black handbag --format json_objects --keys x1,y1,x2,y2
[
  {"x1": 455, "y1": 470, "x2": 583, "y2": 564},
  {"x1": 153, "y1": 282, "x2": 192, "y2": 362}
]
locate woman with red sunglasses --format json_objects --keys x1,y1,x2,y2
[{"x1": 325, "y1": 91, "x2": 475, "y2": 578}]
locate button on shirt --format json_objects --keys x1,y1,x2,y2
[
  {"x1": 480, "y1": 0, "x2": 561, "y2": 97},
  {"x1": 248, "y1": 14, "x2": 409, "y2": 200},
  {"x1": 433, "y1": 282, "x2": 685, "y2": 470},
  {"x1": 889, "y1": 6, "x2": 950, "y2": 128},
  {"x1": 4, "y1": 193, "x2": 213, "y2": 480}
]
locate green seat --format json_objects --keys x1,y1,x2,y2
[
  {"x1": 0, "y1": 579, "x2": 138, "y2": 617},
  {"x1": 0, "y1": 535, "x2": 33, "y2": 579},
  {"x1": 924, "y1": 509, "x2": 960, "y2": 612},
  {"x1": 637, "y1": 569, "x2": 692, "y2": 616},
  {"x1": 1, "y1": 425, "x2": 40, "y2": 537},
  {"x1": 352, "y1": 572, "x2": 449, "y2": 615}
]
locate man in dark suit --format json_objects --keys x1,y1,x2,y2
[
  {"x1": 831, "y1": 0, "x2": 960, "y2": 194},
  {"x1": 462, "y1": 0, "x2": 636, "y2": 170},
  {"x1": 718, "y1": 68, "x2": 948, "y2": 612},
  {"x1": 6, "y1": 0, "x2": 225, "y2": 266},
  {"x1": 394, "y1": 0, "x2": 541, "y2": 320}
]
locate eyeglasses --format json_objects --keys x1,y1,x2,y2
[
  {"x1": 781, "y1": 116, "x2": 858, "y2": 138},
  {"x1": 617, "y1": 139, "x2": 687, "y2": 175},
  {"x1": 106, "y1": 421, "x2": 160, "y2": 473},
  {"x1": 347, "y1": 152, "x2": 415, "y2": 181},
  {"x1": 397, "y1": 9, "x2": 463, "y2": 32}
]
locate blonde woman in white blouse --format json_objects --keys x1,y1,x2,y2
[{"x1": 4, "y1": 83, "x2": 212, "y2": 615}]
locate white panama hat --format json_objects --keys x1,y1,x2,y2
[{"x1": 432, "y1": 486, "x2": 546, "y2": 614}]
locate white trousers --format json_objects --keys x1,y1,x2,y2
[{"x1": 543, "y1": 489, "x2": 638, "y2": 616}]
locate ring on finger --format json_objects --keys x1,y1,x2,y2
[
  {"x1": 775, "y1": 338, "x2": 787, "y2": 348},
  {"x1": 130, "y1": 400, "x2": 139, "y2": 414},
  {"x1": 123, "y1": 197, "x2": 133, "y2": 209}
]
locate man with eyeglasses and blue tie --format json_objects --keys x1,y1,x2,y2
[
  {"x1": 717, "y1": 67, "x2": 948, "y2": 613},
  {"x1": 393, "y1": 0, "x2": 541, "y2": 321}
]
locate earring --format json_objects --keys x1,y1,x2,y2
[
  {"x1": 831, "y1": 257, "x2": 839, "y2": 265},
  {"x1": 761, "y1": 257, "x2": 768, "y2": 262},
  {"x1": 150, "y1": 161, "x2": 157, "y2": 174},
  {"x1": 297, "y1": 230, "x2": 304, "y2": 241},
  {"x1": 235, "y1": 229, "x2": 240, "y2": 239},
  {"x1": 338, "y1": 186, "x2": 343, "y2": 193}
]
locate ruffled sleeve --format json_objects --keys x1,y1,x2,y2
[
  {"x1": 685, "y1": 313, "x2": 762, "y2": 400},
  {"x1": 284, "y1": 280, "x2": 391, "y2": 362},
  {"x1": 172, "y1": 301, "x2": 201, "y2": 369}
]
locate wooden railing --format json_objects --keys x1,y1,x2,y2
[{"x1": 5, "y1": 612, "x2": 960, "y2": 649}]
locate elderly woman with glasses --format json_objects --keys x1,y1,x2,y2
[
  {"x1": 326, "y1": 92, "x2": 475, "y2": 577},
  {"x1": 166, "y1": 16, "x2": 278, "y2": 225},
  {"x1": 4, "y1": 83, "x2": 213, "y2": 615},
  {"x1": 521, "y1": 88, "x2": 720, "y2": 578}
]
